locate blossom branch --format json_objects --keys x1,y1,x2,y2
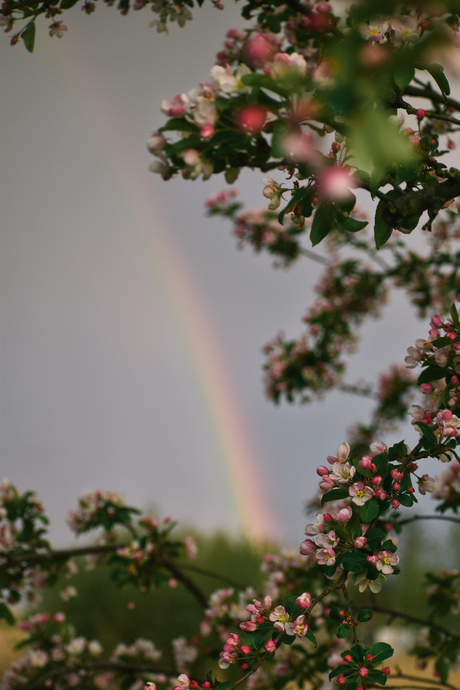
[{"x1": 361, "y1": 606, "x2": 460, "y2": 642}]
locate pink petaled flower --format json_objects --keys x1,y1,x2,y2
[
  {"x1": 376, "y1": 550, "x2": 399, "y2": 574},
  {"x1": 269, "y1": 606, "x2": 291, "y2": 631},
  {"x1": 161, "y1": 94, "x2": 187, "y2": 118},
  {"x1": 327, "y1": 442, "x2": 350, "y2": 465},
  {"x1": 295, "y1": 592, "x2": 311, "y2": 609},
  {"x1": 349, "y1": 482, "x2": 373, "y2": 506},
  {"x1": 316, "y1": 530, "x2": 339, "y2": 549},
  {"x1": 240, "y1": 621, "x2": 257, "y2": 632},
  {"x1": 418, "y1": 474, "x2": 435, "y2": 494},
  {"x1": 354, "y1": 573, "x2": 386, "y2": 593},
  {"x1": 49, "y1": 20, "x2": 67, "y2": 37},
  {"x1": 354, "y1": 536, "x2": 367, "y2": 549},
  {"x1": 358, "y1": 667, "x2": 369, "y2": 677},
  {"x1": 265, "y1": 640, "x2": 276, "y2": 653},
  {"x1": 330, "y1": 461, "x2": 356, "y2": 484},
  {"x1": 300, "y1": 538, "x2": 316, "y2": 555},
  {"x1": 317, "y1": 166, "x2": 356, "y2": 201},
  {"x1": 315, "y1": 548, "x2": 336, "y2": 566},
  {"x1": 290, "y1": 614, "x2": 309, "y2": 638},
  {"x1": 331, "y1": 507, "x2": 353, "y2": 524}
]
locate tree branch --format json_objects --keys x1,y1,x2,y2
[
  {"x1": 364, "y1": 606, "x2": 460, "y2": 642},
  {"x1": 380, "y1": 172, "x2": 460, "y2": 230}
]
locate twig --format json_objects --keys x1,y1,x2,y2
[
  {"x1": 397, "y1": 515, "x2": 460, "y2": 527},
  {"x1": 179, "y1": 563, "x2": 245, "y2": 589},
  {"x1": 163, "y1": 556, "x2": 208, "y2": 608},
  {"x1": 362, "y1": 606, "x2": 460, "y2": 642}
]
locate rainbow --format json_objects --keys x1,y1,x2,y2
[{"x1": 52, "y1": 30, "x2": 279, "y2": 542}]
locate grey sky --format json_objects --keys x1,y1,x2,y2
[{"x1": 0, "y1": 3, "x2": 443, "y2": 548}]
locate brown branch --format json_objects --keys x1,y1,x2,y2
[
  {"x1": 397, "y1": 514, "x2": 460, "y2": 527},
  {"x1": 404, "y1": 85, "x2": 460, "y2": 113},
  {"x1": 390, "y1": 671, "x2": 459, "y2": 690},
  {"x1": 163, "y1": 556, "x2": 208, "y2": 608},
  {"x1": 380, "y1": 172, "x2": 460, "y2": 230},
  {"x1": 362, "y1": 606, "x2": 460, "y2": 642},
  {"x1": 179, "y1": 563, "x2": 245, "y2": 589}
]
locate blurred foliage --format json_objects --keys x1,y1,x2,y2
[{"x1": 27, "y1": 530, "x2": 273, "y2": 666}]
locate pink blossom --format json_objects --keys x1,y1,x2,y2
[
  {"x1": 376, "y1": 550, "x2": 399, "y2": 574},
  {"x1": 296, "y1": 592, "x2": 311, "y2": 609},
  {"x1": 348, "y1": 482, "x2": 373, "y2": 506},
  {"x1": 317, "y1": 166, "x2": 357, "y2": 200},
  {"x1": 300, "y1": 538, "x2": 316, "y2": 555},
  {"x1": 315, "y1": 548, "x2": 336, "y2": 565}
]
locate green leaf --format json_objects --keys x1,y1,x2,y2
[
  {"x1": 360, "y1": 497, "x2": 379, "y2": 523},
  {"x1": 336, "y1": 623, "x2": 352, "y2": 639},
  {"x1": 368, "y1": 642, "x2": 394, "y2": 663},
  {"x1": 159, "y1": 118, "x2": 199, "y2": 134},
  {"x1": 374, "y1": 200, "x2": 392, "y2": 249},
  {"x1": 398, "y1": 493, "x2": 415, "y2": 507},
  {"x1": 342, "y1": 551, "x2": 368, "y2": 572},
  {"x1": 0, "y1": 603, "x2": 15, "y2": 626},
  {"x1": 417, "y1": 365, "x2": 447, "y2": 384},
  {"x1": 216, "y1": 683, "x2": 235, "y2": 690},
  {"x1": 427, "y1": 63, "x2": 451, "y2": 96},
  {"x1": 329, "y1": 606, "x2": 342, "y2": 621},
  {"x1": 357, "y1": 609, "x2": 373, "y2": 623},
  {"x1": 329, "y1": 664, "x2": 350, "y2": 680},
  {"x1": 22, "y1": 22, "x2": 35, "y2": 53},
  {"x1": 335, "y1": 213, "x2": 368, "y2": 233},
  {"x1": 414, "y1": 421, "x2": 437, "y2": 449},
  {"x1": 310, "y1": 204, "x2": 335, "y2": 246},
  {"x1": 60, "y1": 0, "x2": 79, "y2": 8},
  {"x1": 278, "y1": 187, "x2": 307, "y2": 225},
  {"x1": 394, "y1": 61, "x2": 415, "y2": 90},
  {"x1": 321, "y1": 487, "x2": 350, "y2": 506},
  {"x1": 305, "y1": 628, "x2": 317, "y2": 646},
  {"x1": 450, "y1": 303, "x2": 460, "y2": 330}
]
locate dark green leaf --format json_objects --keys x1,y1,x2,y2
[
  {"x1": 374, "y1": 200, "x2": 393, "y2": 249},
  {"x1": 216, "y1": 683, "x2": 235, "y2": 690},
  {"x1": 321, "y1": 487, "x2": 350, "y2": 506},
  {"x1": 368, "y1": 642, "x2": 394, "y2": 663},
  {"x1": 417, "y1": 365, "x2": 447, "y2": 384},
  {"x1": 450, "y1": 303, "x2": 460, "y2": 330},
  {"x1": 278, "y1": 187, "x2": 307, "y2": 225},
  {"x1": 336, "y1": 623, "x2": 352, "y2": 638},
  {"x1": 60, "y1": 0, "x2": 79, "y2": 8},
  {"x1": 336, "y1": 214, "x2": 368, "y2": 233},
  {"x1": 414, "y1": 421, "x2": 437, "y2": 449},
  {"x1": 360, "y1": 498, "x2": 379, "y2": 523},
  {"x1": 0, "y1": 603, "x2": 15, "y2": 626},
  {"x1": 342, "y1": 551, "x2": 368, "y2": 572},
  {"x1": 394, "y1": 61, "x2": 415, "y2": 90},
  {"x1": 310, "y1": 204, "x2": 335, "y2": 246},
  {"x1": 305, "y1": 628, "x2": 317, "y2": 646},
  {"x1": 22, "y1": 22, "x2": 35, "y2": 53},
  {"x1": 160, "y1": 118, "x2": 199, "y2": 134},
  {"x1": 427, "y1": 63, "x2": 451, "y2": 96},
  {"x1": 357, "y1": 609, "x2": 373, "y2": 623}
]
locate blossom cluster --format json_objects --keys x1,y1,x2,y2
[{"x1": 262, "y1": 259, "x2": 387, "y2": 403}]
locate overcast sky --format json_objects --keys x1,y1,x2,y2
[{"x1": 0, "y1": 3, "x2": 448, "y2": 548}]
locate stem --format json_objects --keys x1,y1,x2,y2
[
  {"x1": 392, "y1": 671, "x2": 459, "y2": 690},
  {"x1": 341, "y1": 582, "x2": 358, "y2": 644},
  {"x1": 163, "y1": 556, "x2": 208, "y2": 608},
  {"x1": 404, "y1": 85, "x2": 460, "y2": 113},
  {"x1": 363, "y1": 606, "x2": 460, "y2": 642},
  {"x1": 397, "y1": 515, "x2": 460, "y2": 527},
  {"x1": 179, "y1": 563, "x2": 245, "y2": 589}
]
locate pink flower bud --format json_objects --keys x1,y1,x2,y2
[
  {"x1": 354, "y1": 536, "x2": 367, "y2": 548},
  {"x1": 265, "y1": 640, "x2": 276, "y2": 652},
  {"x1": 358, "y1": 667, "x2": 369, "y2": 677}
]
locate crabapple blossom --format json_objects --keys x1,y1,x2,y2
[
  {"x1": 348, "y1": 483, "x2": 373, "y2": 506},
  {"x1": 376, "y1": 551, "x2": 400, "y2": 574}
]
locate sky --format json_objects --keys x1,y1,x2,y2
[{"x1": 0, "y1": 2, "x2": 451, "y2": 548}]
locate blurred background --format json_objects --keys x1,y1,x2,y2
[{"x1": 0, "y1": 1, "x2": 444, "y2": 550}]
